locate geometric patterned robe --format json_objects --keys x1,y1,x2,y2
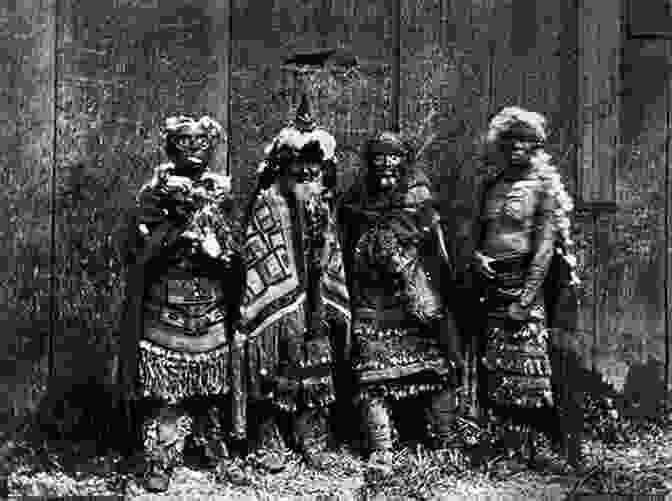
[{"x1": 233, "y1": 183, "x2": 350, "y2": 438}]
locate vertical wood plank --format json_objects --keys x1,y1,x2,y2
[
  {"x1": 0, "y1": 0, "x2": 55, "y2": 424},
  {"x1": 230, "y1": 0, "x2": 391, "y2": 197},
  {"x1": 391, "y1": 0, "x2": 401, "y2": 132},
  {"x1": 666, "y1": 39, "x2": 672, "y2": 402},
  {"x1": 559, "y1": 0, "x2": 581, "y2": 196},
  {"x1": 610, "y1": 32, "x2": 670, "y2": 415},
  {"x1": 578, "y1": 4, "x2": 595, "y2": 201},
  {"x1": 202, "y1": 0, "x2": 232, "y2": 175},
  {"x1": 230, "y1": 1, "x2": 285, "y2": 196},
  {"x1": 510, "y1": 0, "x2": 537, "y2": 59},
  {"x1": 611, "y1": 34, "x2": 669, "y2": 412},
  {"x1": 578, "y1": 0, "x2": 620, "y2": 202},
  {"x1": 489, "y1": 0, "x2": 521, "y2": 109}
]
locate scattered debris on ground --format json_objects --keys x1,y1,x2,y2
[{"x1": 4, "y1": 416, "x2": 672, "y2": 500}]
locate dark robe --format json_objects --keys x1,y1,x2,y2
[{"x1": 339, "y1": 165, "x2": 463, "y2": 402}]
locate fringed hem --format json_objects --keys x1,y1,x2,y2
[
  {"x1": 485, "y1": 373, "x2": 554, "y2": 409},
  {"x1": 243, "y1": 306, "x2": 337, "y2": 413},
  {"x1": 270, "y1": 374, "x2": 336, "y2": 413},
  {"x1": 482, "y1": 351, "x2": 551, "y2": 377},
  {"x1": 356, "y1": 376, "x2": 453, "y2": 402},
  {"x1": 352, "y1": 322, "x2": 446, "y2": 376},
  {"x1": 138, "y1": 339, "x2": 230, "y2": 404},
  {"x1": 482, "y1": 319, "x2": 554, "y2": 408},
  {"x1": 355, "y1": 359, "x2": 453, "y2": 383}
]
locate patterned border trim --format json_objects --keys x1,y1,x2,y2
[
  {"x1": 143, "y1": 322, "x2": 229, "y2": 353},
  {"x1": 139, "y1": 338, "x2": 230, "y2": 361},
  {"x1": 138, "y1": 339, "x2": 231, "y2": 403},
  {"x1": 245, "y1": 292, "x2": 306, "y2": 340},
  {"x1": 357, "y1": 359, "x2": 452, "y2": 384}
]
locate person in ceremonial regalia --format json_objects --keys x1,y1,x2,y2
[
  {"x1": 118, "y1": 115, "x2": 246, "y2": 492},
  {"x1": 472, "y1": 106, "x2": 579, "y2": 467},
  {"x1": 235, "y1": 95, "x2": 351, "y2": 472},
  {"x1": 339, "y1": 131, "x2": 464, "y2": 475}
]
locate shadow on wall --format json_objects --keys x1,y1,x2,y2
[
  {"x1": 16, "y1": 312, "x2": 125, "y2": 456},
  {"x1": 0, "y1": 157, "x2": 143, "y2": 457},
  {"x1": 622, "y1": 358, "x2": 667, "y2": 420}
]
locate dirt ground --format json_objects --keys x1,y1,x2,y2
[{"x1": 4, "y1": 420, "x2": 672, "y2": 501}]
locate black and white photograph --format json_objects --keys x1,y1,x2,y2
[{"x1": 1, "y1": 1, "x2": 671, "y2": 500}]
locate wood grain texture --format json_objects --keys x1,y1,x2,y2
[
  {"x1": 230, "y1": 0, "x2": 392, "y2": 198},
  {"x1": 602, "y1": 37, "x2": 670, "y2": 399},
  {"x1": 578, "y1": 0, "x2": 620, "y2": 202},
  {"x1": 400, "y1": 0, "x2": 492, "y2": 266},
  {"x1": 2, "y1": 0, "x2": 671, "y2": 424},
  {"x1": 0, "y1": 0, "x2": 55, "y2": 422},
  {"x1": 55, "y1": 0, "x2": 232, "y2": 388}
]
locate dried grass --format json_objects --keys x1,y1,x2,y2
[{"x1": 5, "y1": 422, "x2": 672, "y2": 500}]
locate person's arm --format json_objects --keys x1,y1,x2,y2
[{"x1": 518, "y1": 185, "x2": 556, "y2": 309}]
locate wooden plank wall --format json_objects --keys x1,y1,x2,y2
[
  {"x1": 614, "y1": 31, "x2": 671, "y2": 410},
  {"x1": 577, "y1": 0, "x2": 622, "y2": 376},
  {"x1": 11, "y1": 0, "x2": 671, "y2": 422},
  {"x1": 54, "y1": 0, "x2": 234, "y2": 390},
  {"x1": 576, "y1": 0, "x2": 620, "y2": 389},
  {"x1": 0, "y1": 0, "x2": 55, "y2": 422},
  {"x1": 230, "y1": 0, "x2": 392, "y2": 198},
  {"x1": 400, "y1": 0, "x2": 491, "y2": 263},
  {"x1": 577, "y1": 0, "x2": 672, "y2": 413}
]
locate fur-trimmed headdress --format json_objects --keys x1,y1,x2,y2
[
  {"x1": 486, "y1": 106, "x2": 548, "y2": 146},
  {"x1": 162, "y1": 115, "x2": 224, "y2": 150},
  {"x1": 257, "y1": 94, "x2": 337, "y2": 183}
]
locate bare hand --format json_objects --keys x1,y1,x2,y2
[{"x1": 473, "y1": 251, "x2": 496, "y2": 280}]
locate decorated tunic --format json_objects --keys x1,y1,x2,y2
[
  {"x1": 121, "y1": 164, "x2": 243, "y2": 405},
  {"x1": 340, "y1": 166, "x2": 461, "y2": 402}
]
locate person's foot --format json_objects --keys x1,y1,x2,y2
[
  {"x1": 428, "y1": 433, "x2": 465, "y2": 451},
  {"x1": 215, "y1": 458, "x2": 252, "y2": 486},
  {"x1": 366, "y1": 449, "x2": 394, "y2": 478},
  {"x1": 249, "y1": 448, "x2": 286, "y2": 474},
  {"x1": 143, "y1": 461, "x2": 172, "y2": 493},
  {"x1": 528, "y1": 452, "x2": 583, "y2": 475},
  {"x1": 185, "y1": 438, "x2": 229, "y2": 470},
  {"x1": 488, "y1": 454, "x2": 528, "y2": 476},
  {"x1": 302, "y1": 447, "x2": 332, "y2": 471}
]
